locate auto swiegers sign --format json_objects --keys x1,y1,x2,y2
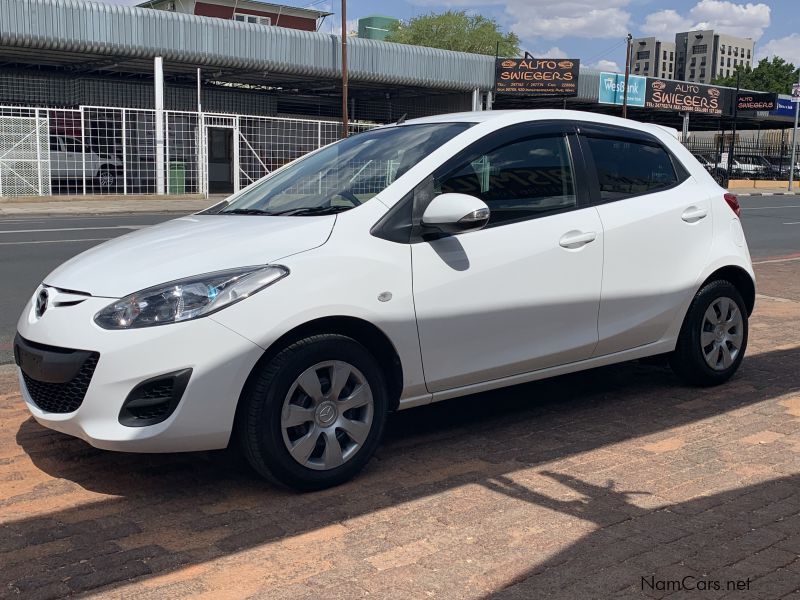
[
  {"x1": 495, "y1": 52, "x2": 580, "y2": 96},
  {"x1": 644, "y1": 79, "x2": 726, "y2": 115}
]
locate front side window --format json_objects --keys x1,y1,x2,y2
[
  {"x1": 583, "y1": 136, "x2": 679, "y2": 202},
  {"x1": 62, "y1": 136, "x2": 84, "y2": 154},
  {"x1": 215, "y1": 123, "x2": 472, "y2": 216},
  {"x1": 433, "y1": 134, "x2": 576, "y2": 226}
]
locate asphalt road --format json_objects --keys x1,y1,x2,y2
[{"x1": 1, "y1": 194, "x2": 799, "y2": 364}]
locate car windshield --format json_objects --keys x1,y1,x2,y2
[{"x1": 214, "y1": 122, "x2": 472, "y2": 216}]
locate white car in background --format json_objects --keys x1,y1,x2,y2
[
  {"x1": 49, "y1": 134, "x2": 122, "y2": 191},
  {"x1": 16, "y1": 110, "x2": 754, "y2": 491}
]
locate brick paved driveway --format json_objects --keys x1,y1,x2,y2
[{"x1": 2, "y1": 261, "x2": 800, "y2": 599}]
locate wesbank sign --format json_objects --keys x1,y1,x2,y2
[{"x1": 598, "y1": 72, "x2": 646, "y2": 107}]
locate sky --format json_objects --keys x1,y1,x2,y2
[{"x1": 104, "y1": 0, "x2": 799, "y2": 73}]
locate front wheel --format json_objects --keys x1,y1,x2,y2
[
  {"x1": 670, "y1": 280, "x2": 748, "y2": 386},
  {"x1": 238, "y1": 334, "x2": 389, "y2": 491}
]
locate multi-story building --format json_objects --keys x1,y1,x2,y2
[
  {"x1": 675, "y1": 30, "x2": 754, "y2": 84},
  {"x1": 358, "y1": 16, "x2": 400, "y2": 41},
  {"x1": 631, "y1": 37, "x2": 675, "y2": 78},
  {"x1": 137, "y1": 0, "x2": 331, "y2": 32}
]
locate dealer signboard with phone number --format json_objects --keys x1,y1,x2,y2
[
  {"x1": 644, "y1": 79, "x2": 725, "y2": 115},
  {"x1": 495, "y1": 56, "x2": 580, "y2": 96}
]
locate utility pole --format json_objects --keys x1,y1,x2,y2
[
  {"x1": 340, "y1": 0, "x2": 349, "y2": 138},
  {"x1": 622, "y1": 33, "x2": 633, "y2": 119},
  {"x1": 789, "y1": 74, "x2": 800, "y2": 191}
]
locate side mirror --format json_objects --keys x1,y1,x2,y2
[{"x1": 421, "y1": 193, "x2": 490, "y2": 236}]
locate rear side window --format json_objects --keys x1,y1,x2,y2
[{"x1": 583, "y1": 136, "x2": 679, "y2": 201}]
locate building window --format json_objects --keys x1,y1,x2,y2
[
  {"x1": 634, "y1": 64, "x2": 640, "y2": 72},
  {"x1": 720, "y1": 44, "x2": 726, "y2": 53},
  {"x1": 690, "y1": 69, "x2": 695, "y2": 78},
  {"x1": 728, "y1": 47, "x2": 732, "y2": 55},
  {"x1": 747, "y1": 49, "x2": 751, "y2": 59},
  {"x1": 644, "y1": 63, "x2": 649, "y2": 71},
  {"x1": 691, "y1": 57, "x2": 696, "y2": 66},
  {"x1": 692, "y1": 44, "x2": 707, "y2": 54},
  {"x1": 233, "y1": 13, "x2": 272, "y2": 25},
  {"x1": 636, "y1": 51, "x2": 650, "y2": 60},
  {"x1": 700, "y1": 69, "x2": 706, "y2": 78},
  {"x1": 727, "y1": 57, "x2": 731, "y2": 67},
  {"x1": 670, "y1": 51, "x2": 674, "y2": 61},
  {"x1": 662, "y1": 61, "x2": 666, "y2": 72}
]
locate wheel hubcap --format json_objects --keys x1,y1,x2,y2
[
  {"x1": 280, "y1": 360, "x2": 374, "y2": 471},
  {"x1": 700, "y1": 296, "x2": 743, "y2": 371}
]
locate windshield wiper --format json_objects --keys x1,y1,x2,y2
[
  {"x1": 222, "y1": 208, "x2": 272, "y2": 215},
  {"x1": 265, "y1": 206, "x2": 352, "y2": 216}
]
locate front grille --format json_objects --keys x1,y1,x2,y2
[{"x1": 22, "y1": 353, "x2": 100, "y2": 413}]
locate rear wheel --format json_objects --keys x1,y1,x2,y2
[
  {"x1": 238, "y1": 334, "x2": 388, "y2": 491},
  {"x1": 95, "y1": 167, "x2": 118, "y2": 192},
  {"x1": 670, "y1": 280, "x2": 748, "y2": 386}
]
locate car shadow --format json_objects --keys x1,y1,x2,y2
[
  {"x1": 6, "y1": 346, "x2": 800, "y2": 597},
  {"x1": 485, "y1": 471, "x2": 800, "y2": 598}
]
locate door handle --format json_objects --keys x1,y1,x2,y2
[
  {"x1": 681, "y1": 206, "x2": 708, "y2": 223},
  {"x1": 559, "y1": 230, "x2": 597, "y2": 249}
]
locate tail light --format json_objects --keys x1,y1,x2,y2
[{"x1": 723, "y1": 193, "x2": 741, "y2": 217}]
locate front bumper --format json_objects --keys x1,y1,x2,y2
[{"x1": 16, "y1": 291, "x2": 264, "y2": 452}]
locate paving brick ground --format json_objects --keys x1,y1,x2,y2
[{"x1": 1, "y1": 260, "x2": 800, "y2": 599}]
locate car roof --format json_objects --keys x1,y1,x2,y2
[{"x1": 404, "y1": 109, "x2": 679, "y2": 140}]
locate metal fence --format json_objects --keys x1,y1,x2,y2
[
  {"x1": 0, "y1": 105, "x2": 373, "y2": 197},
  {"x1": 683, "y1": 136, "x2": 800, "y2": 183}
]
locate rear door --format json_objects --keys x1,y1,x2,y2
[
  {"x1": 410, "y1": 121, "x2": 604, "y2": 393},
  {"x1": 578, "y1": 123, "x2": 712, "y2": 356}
]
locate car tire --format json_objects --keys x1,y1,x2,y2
[
  {"x1": 670, "y1": 280, "x2": 748, "y2": 387},
  {"x1": 238, "y1": 334, "x2": 389, "y2": 491}
]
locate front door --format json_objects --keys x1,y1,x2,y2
[
  {"x1": 411, "y1": 124, "x2": 604, "y2": 393},
  {"x1": 207, "y1": 128, "x2": 234, "y2": 194}
]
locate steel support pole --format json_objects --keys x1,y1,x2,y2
[
  {"x1": 789, "y1": 73, "x2": 800, "y2": 192},
  {"x1": 155, "y1": 56, "x2": 165, "y2": 195},
  {"x1": 340, "y1": 0, "x2": 349, "y2": 138}
]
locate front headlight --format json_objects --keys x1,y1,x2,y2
[{"x1": 94, "y1": 265, "x2": 289, "y2": 329}]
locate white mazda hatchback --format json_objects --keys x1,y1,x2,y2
[{"x1": 15, "y1": 110, "x2": 754, "y2": 490}]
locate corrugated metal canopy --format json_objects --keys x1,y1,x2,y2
[{"x1": 0, "y1": 0, "x2": 497, "y2": 91}]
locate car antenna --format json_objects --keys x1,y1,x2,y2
[{"x1": 396, "y1": 113, "x2": 407, "y2": 125}]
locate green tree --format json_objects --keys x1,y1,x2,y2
[
  {"x1": 385, "y1": 10, "x2": 520, "y2": 56},
  {"x1": 712, "y1": 56, "x2": 799, "y2": 94}
]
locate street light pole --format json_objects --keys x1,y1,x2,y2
[
  {"x1": 340, "y1": 0, "x2": 349, "y2": 138},
  {"x1": 622, "y1": 33, "x2": 633, "y2": 119},
  {"x1": 789, "y1": 72, "x2": 800, "y2": 192}
]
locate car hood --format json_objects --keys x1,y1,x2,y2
[{"x1": 44, "y1": 214, "x2": 335, "y2": 298}]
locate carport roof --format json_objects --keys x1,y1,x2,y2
[{"x1": 0, "y1": 0, "x2": 495, "y2": 91}]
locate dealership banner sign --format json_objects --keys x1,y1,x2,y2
[
  {"x1": 495, "y1": 55, "x2": 579, "y2": 96},
  {"x1": 598, "y1": 72, "x2": 646, "y2": 107},
  {"x1": 644, "y1": 79, "x2": 724, "y2": 115},
  {"x1": 736, "y1": 92, "x2": 777, "y2": 112}
]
